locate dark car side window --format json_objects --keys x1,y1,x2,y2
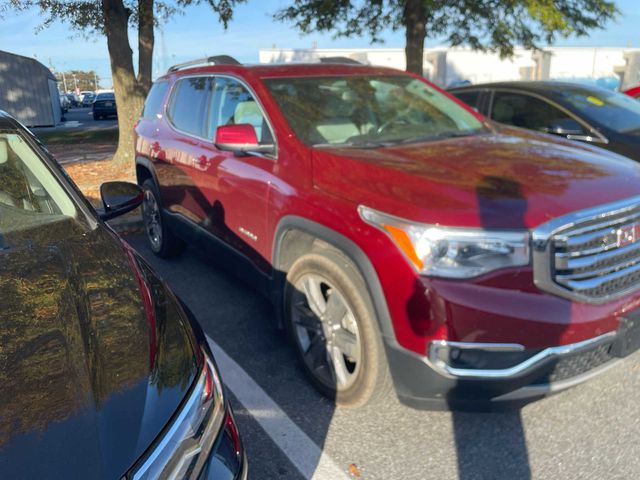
[
  {"x1": 453, "y1": 90, "x2": 480, "y2": 111},
  {"x1": 491, "y1": 91, "x2": 584, "y2": 134},
  {"x1": 208, "y1": 77, "x2": 273, "y2": 144},
  {"x1": 142, "y1": 81, "x2": 169, "y2": 119},
  {"x1": 167, "y1": 77, "x2": 214, "y2": 138}
]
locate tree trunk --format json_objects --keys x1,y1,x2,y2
[
  {"x1": 138, "y1": 0, "x2": 154, "y2": 93},
  {"x1": 102, "y1": 0, "x2": 145, "y2": 170},
  {"x1": 403, "y1": 0, "x2": 427, "y2": 76}
]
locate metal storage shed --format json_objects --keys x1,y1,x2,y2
[{"x1": 0, "y1": 50, "x2": 62, "y2": 127}]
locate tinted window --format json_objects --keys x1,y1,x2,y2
[
  {"x1": 96, "y1": 93, "x2": 115, "y2": 101},
  {"x1": 491, "y1": 91, "x2": 583, "y2": 134},
  {"x1": 142, "y1": 82, "x2": 169, "y2": 118},
  {"x1": 265, "y1": 75, "x2": 484, "y2": 146},
  {"x1": 554, "y1": 87, "x2": 640, "y2": 135},
  {"x1": 210, "y1": 78, "x2": 272, "y2": 143},
  {"x1": 453, "y1": 90, "x2": 480, "y2": 111},
  {"x1": 0, "y1": 133, "x2": 82, "y2": 248},
  {"x1": 168, "y1": 77, "x2": 213, "y2": 137}
]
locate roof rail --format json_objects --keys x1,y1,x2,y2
[
  {"x1": 167, "y1": 55, "x2": 241, "y2": 73},
  {"x1": 318, "y1": 56, "x2": 362, "y2": 65}
]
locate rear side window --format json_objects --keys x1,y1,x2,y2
[
  {"x1": 167, "y1": 77, "x2": 213, "y2": 137},
  {"x1": 142, "y1": 81, "x2": 169, "y2": 119},
  {"x1": 453, "y1": 90, "x2": 480, "y2": 111}
]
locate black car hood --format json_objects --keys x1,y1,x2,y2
[{"x1": 0, "y1": 216, "x2": 198, "y2": 479}]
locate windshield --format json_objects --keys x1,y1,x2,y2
[
  {"x1": 265, "y1": 75, "x2": 485, "y2": 147},
  {"x1": 0, "y1": 132, "x2": 82, "y2": 249},
  {"x1": 96, "y1": 93, "x2": 115, "y2": 101},
  {"x1": 555, "y1": 87, "x2": 640, "y2": 135}
]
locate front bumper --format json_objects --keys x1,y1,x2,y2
[
  {"x1": 386, "y1": 310, "x2": 640, "y2": 410},
  {"x1": 199, "y1": 410, "x2": 247, "y2": 480}
]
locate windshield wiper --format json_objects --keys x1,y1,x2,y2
[
  {"x1": 398, "y1": 130, "x2": 479, "y2": 145},
  {"x1": 312, "y1": 140, "x2": 388, "y2": 149}
]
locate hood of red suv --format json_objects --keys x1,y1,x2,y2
[{"x1": 311, "y1": 130, "x2": 640, "y2": 229}]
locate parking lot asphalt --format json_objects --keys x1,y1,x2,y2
[
  {"x1": 33, "y1": 107, "x2": 118, "y2": 133},
  {"x1": 125, "y1": 232, "x2": 640, "y2": 480}
]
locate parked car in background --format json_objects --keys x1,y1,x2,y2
[
  {"x1": 624, "y1": 85, "x2": 640, "y2": 99},
  {"x1": 66, "y1": 93, "x2": 80, "y2": 107},
  {"x1": 0, "y1": 110, "x2": 247, "y2": 479},
  {"x1": 59, "y1": 94, "x2": 70, "y2": 114},
  {"x1": 135, "y1": 57, "x2": 640, "y2": 409},
  {"x1": 449, "y1": 81, "x2": 640, "y2": 161},
  {"x1": 92, "y1": 91, "x2": 117, "y2": 120},
  {"x1": 81, "y1": 92, "x2": 96, "y2": 107}
]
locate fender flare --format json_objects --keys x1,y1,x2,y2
[
  {"x1": 135, "y1": 157, "x2": 164, "y2": 208},
  {"x1": 272, "y1": 215, "x2": 397, "y2": 343}
]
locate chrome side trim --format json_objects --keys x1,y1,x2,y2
[
  {"x1": 427, "y1": 331, "x2": 616, "y2": 380},
  {"x1": 532, "y1": 195, "x2": 640, "y2": 304}
]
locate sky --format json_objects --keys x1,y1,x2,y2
[{"x1": 0, "y1": 0, "x2": 639, "y2": 88}]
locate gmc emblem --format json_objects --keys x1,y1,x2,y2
[{"x1": 616, "y1": 222, "x2": 640, "y2": 247}]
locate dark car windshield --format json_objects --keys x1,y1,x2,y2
[
  {"x1": 264, "y1": 75, "x2": 485, "y2": 147},
  {"x1": 96, "y1": 93, "x2": 115, "y2": 101},
  {"x1": 555, "y1": 87, "x2": 640, "y2": 135},
  {"x1": 0, "y1": 132, "x2": 83, "y2": 249}
]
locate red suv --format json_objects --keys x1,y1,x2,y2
[{"x1": 135, "y1": 57, "x2": 640, "y2": 409}]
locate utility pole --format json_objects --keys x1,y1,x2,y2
[
  {"x1": 62, "y1": 71, "x2": 67, "y2": 92},
  {"x1": 94, "y1": 72, "x2": 98, "y2": 91}
]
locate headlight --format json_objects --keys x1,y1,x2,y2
[{"x1": 359, "y1": 206, "x2": 530, "y2": 279}]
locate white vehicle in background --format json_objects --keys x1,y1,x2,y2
[{"x1": 81, "y1": 91, "x2": 96, "y2": 107}]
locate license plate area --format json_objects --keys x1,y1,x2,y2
[{"x1": 612, "y1": 310, "x2": 640, "y2": 358}]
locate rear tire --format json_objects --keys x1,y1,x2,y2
[
  {"x1": 141, "y1": 179, "x2": 185, "y2": 258},
  {"x1": 93, "y1": 113, "x2": 101, "y2": 120},
  {"x1": 284, "y1": 249, "x2": 392, "y2": 407}
]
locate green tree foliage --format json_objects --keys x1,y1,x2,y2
[
  {"x1": 56, "y1": 70, "x2": 100, "y2": 92},
  {"x1": 275, "y1": 0, "x2": 619, "y2": 76},
  {"x1": 4, "y1": 0, "x2": 245, "y2": 168}
]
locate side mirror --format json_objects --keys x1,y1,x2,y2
[
  {"x1": 215, "y1": 124, "x2": 275, "y2": 155},
  {"x1": 98, "y1": 181, "x2": 143, "y2": 221}
]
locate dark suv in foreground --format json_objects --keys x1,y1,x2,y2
[
  {"x1": 135, "y1": 57, "x2": 640, "y2": 409},
  {"x1": 0, "y1": 111, "x2": 246, "y2": 478}
]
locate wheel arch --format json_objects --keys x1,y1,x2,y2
[
  {"x1": 135, "y1": 156, "x2": 157, "y2": 187},
  {"x1": 272, "y1": 215, "x2": 396, "y2": 343}
]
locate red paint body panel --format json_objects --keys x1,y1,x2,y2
[
  {"x1": 135, "y1": 63, "x2": 640, "y2": 362},
  {"x1": 624, "y1": 85, "x2": 640, "y2": 98}
]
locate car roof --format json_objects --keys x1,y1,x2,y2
[
  {"x1": 448, "y1": 80, "x2": 612, "y2": 95},
  {"x1": 158, "y1": 62, "x2": 407, "y2": 81},
  {"x1": 0, "y1": 110, "x2": 18, "y2": 130}
]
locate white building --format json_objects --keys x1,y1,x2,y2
[{"x1": 259, "y1": 46, "x2": 640, "y2": 89}]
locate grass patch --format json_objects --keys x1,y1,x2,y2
[{"x1": 36, "y1": 127, "x2": 119, "y2": 145}]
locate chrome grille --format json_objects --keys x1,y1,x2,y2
[{"x1": 533, "y1": 196, "x2": 640, "y2": 303}]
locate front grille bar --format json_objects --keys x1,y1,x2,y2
[{"x1": 532, "y1": 195, "x2": 640, "y2": 303}]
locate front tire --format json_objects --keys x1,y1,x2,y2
[
  {"x1": 284, "y1": 249, "x2": 392, "y2": 407},
  {"x1": 141, "y1": 179, "x2": 185, "y2": 258}
]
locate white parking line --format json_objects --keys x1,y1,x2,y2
[{"x1": 207, "y1": 336, "x2": 350, "y2": 480}]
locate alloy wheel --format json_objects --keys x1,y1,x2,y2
[
  {"x1": 143, "y1": 189, "x2": 163, "y2": 252},
  {"x1": 291, "y1": 273, "x2": 362, "y2": 391}
]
